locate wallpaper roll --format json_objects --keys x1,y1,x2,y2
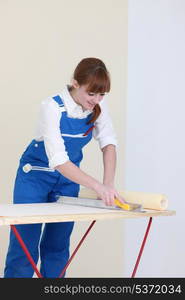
[{"x1": 79, "y1": 188, "x2": 168, "y2": 211}]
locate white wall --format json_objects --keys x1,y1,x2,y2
[
  {"x1": 0, "y1": 0, "x2": 127, "y2": 277},
  {"x1": 124, "y1": 0, "x2": 185, "y2": 277}
]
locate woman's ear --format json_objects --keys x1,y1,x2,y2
[{"x1": 71, "y1": 79, "x2": 80, "y2": 89}]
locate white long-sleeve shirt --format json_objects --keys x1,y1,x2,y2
[{"x1": 35, "y1": 85, "x2": 117, "y2": 168}]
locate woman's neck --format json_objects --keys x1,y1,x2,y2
[{"x1": 68, "y1": 86, "x2": 85, "y2": 111}]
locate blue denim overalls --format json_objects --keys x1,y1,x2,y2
[{"x1": 4, "y1": 95, "x2": 94, "y2": 278}]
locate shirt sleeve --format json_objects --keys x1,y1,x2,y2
[
  {"x1": 38, "y1": 98, "x2": 69, "y2": 168},
  {"x1": 93, "y1": 97, "x2": 118, "y2": 149}
]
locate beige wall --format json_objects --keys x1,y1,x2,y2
[{"x1": 0, "y1": 0, "x2": 127, "y2": 277}]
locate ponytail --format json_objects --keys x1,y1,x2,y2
[{"x1": 87, "y1": 104, "x2": 101, "y2": 124}]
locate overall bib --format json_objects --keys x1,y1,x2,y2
[{"x1": 4, "y1": 95, "x2": 94, "y2": 278}]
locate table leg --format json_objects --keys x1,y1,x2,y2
[
  {"x1": 58, "y1": 220, "x2": 96, "y2": 278},
  {"x1": 11, "y1": 218, "x2": 151, "y2": 278},
  {"x1": 10, "y1": 225, "x2": 43, "y2": 278},
  {"x1": 131, "y1": 217, "x2": 153, "y2": 278}
]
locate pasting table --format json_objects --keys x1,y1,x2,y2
[{"x1": 0, "y1": 202, "x2": 175, "y2": 278}]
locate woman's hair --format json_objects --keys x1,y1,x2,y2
[{"x1": 73, "y1": 57, "x2": 111, "y2": 123}]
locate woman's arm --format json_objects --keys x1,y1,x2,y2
[
  {"x1": 102, "y1": 144, "x2": 116, "y2": 187},
  {"x1": 55, "y1": 160, "x2": 124, "y2": 206},
  {"x1": 55, "y1": 161, "x2": 100, "y2": 192}
]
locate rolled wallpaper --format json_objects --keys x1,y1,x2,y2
[{"x1": 79, "y1": 188, "x2": 168, "y2": 211}]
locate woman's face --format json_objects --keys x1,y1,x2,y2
[{"x1": 71, "y1": 82, "x2": 106, "y2": 111}]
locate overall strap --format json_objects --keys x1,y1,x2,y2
[{"x1": 52, "y1": 95, "x2": 66, "y2": 112}]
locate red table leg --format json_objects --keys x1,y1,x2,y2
[
  {"x1": 131, "y1": 217, "x2": 153, "y2": 278},
  {"x1": 11, "y1": 218, "x2": 152, "y2": 278},
  {"x1": 10, "y1": 221, "x2": 96, "y2": 278},
  {"x1": 58, "y1": 220, "x2": 96, "y2": 278},
  {"x1": 11, "y1": 225, "x2": 43, "y2": 278}
]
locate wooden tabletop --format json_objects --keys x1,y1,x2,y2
[{"x1": 0, "y1": 202, "x2": 176, "y2": 226}]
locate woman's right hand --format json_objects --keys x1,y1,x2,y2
[{"x1": 93, "y1": 183, "x2": 125, "y2": 206}]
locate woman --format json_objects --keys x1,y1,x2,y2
[{"x1": 4, "y1": 57, "x2": 124, "y2": 278}]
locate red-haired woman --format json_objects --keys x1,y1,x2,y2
[{"x1": 4, "y1": 57, "x2": 124, "y2": 278}]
